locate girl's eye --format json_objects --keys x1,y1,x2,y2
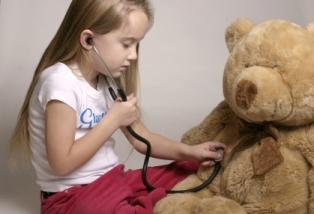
[{"x1": 122, "y1": 43, "x2": 131, "y2": 48}]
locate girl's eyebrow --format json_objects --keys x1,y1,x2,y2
[
  {"x1": 121, "y1": 37, "x2": 136, "y2": 41},
  {"x1": 120, "y1": 36, "x2": 144, "y2": 42}
]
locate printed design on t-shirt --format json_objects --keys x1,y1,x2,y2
[{"x1": 79, "y1": 108, "x2": 106, "y2": 128}]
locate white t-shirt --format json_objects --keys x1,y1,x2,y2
[{"x1": 29, "y1": 62, "x2": 119, "y2": 192}]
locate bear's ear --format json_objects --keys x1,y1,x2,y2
[
  {"x1": 225, "y1": 18, "x2": 255, "y2": 52},
  {"x1": 306, "y1": 22, "x2": 314, "y2": 35}
]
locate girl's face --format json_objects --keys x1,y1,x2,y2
[{"x1": 92, "y1": 9, "x2": 150, "y2": 78}]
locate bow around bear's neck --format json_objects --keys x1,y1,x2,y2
[{"x1": 223, "y1": 119, "x2": 283, "y2": 176}]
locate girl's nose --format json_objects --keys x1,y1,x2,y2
[{"x1": 127, "y1": 45, "x2": 138, "y2": 60}]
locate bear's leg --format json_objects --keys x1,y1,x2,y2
[
  {"x1": 154, "y1": 174, "x2": 214, "y2": 214},
  {"x1": 197, "y1": 196, "x2": 247, "y2": 214},
  {"x1": 308, "y1": 168, "x2": 314, "y2": 213},
  {"x1": 171, "y1": 174, "x2": 214, "y2": 198},
  {"x1": 154, "y1": 194, "x2": 201, "y2": 214}
]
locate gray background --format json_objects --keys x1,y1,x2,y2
[{"x1": 1, "y1": 0, "x2": 314, "y2": 213}]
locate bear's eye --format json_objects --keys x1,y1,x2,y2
[
  {"x1": 244, "y1": 63, "x2": 250, "y2": 68},
  {"x1": 272, "y1": 65, "x2": 279, "y2": 69}
]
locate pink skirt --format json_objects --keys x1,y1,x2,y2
[{"x1": 41, "y1": 161, "x2": 199, "y2": 214}]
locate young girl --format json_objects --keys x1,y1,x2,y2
[{"x1": 10, "y1": 0, "x2": 225, "y2": 213}]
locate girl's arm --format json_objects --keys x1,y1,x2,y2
[
  {"x1": 45, "y1": 100, "x2": 120, "y2": 176},
  {"x1": 121, "y1": 121, "x2": 225, "y2": 165},
  {"x1": 45, "y1": 95, "x2": 137, "y2": 176}
]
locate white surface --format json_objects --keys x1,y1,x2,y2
[{"x1": 1, "y1": 0, "x2": 313, "y2": 213}]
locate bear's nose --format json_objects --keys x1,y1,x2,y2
[{"x1": 235, "y1": 79, "x2": 257, "y2": 109}]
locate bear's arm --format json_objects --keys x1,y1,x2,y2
[
  {"x1": 181, "y1": 101, "x2": 236, "y2": 145},
  {"x1": 301, "y1": 124, "x2": 314, "y2": 213},
  {"x1": 282, "y1": 124, "x2": 314, "y2": 213}
]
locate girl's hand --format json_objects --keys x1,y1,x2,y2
[
  {"x1": 189, "y1": 142, "x2": 226, "y2": 166},
  {"x1": 107, "y1": 94, "x2": 138, "y2": 127}
]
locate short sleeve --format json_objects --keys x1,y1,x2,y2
[{"x1": 38, "y1": 70, "x2": 80, "y2": 112}]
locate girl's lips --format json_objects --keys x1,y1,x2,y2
[{"x1": 120, "y1": 66, "x2": 129, "y2": 71}]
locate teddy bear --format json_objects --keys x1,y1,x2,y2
[{"x1": 154, "y1": 18, "x2": 314, "y2": 214}]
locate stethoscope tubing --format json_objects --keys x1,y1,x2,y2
[
  {"x1": 109, "y1": 86, "x2": 222, "y2": 194},
  {"x1": 91, "y1": 44, "x2": 222, "y2": 193}
]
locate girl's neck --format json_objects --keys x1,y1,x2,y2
[
  {"x1": 83, "y1": 71, "x2": 99, "y2": 89},
  {"x1": 68, "y1": 62, "x2": 99, "y2": 89}
]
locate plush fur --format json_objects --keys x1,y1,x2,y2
[{"x1": 154, "y1": 18, "x2": 314, "y2": 214}]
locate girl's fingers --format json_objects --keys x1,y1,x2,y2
[
  {"x1": 127, "y1": 93, "x2": 134, "y2": 100},
  {"x1": 208, "y1": 142, "x2": 226, "y2": 150},
  {"x1": 204, "y1": 148, "x2": 223, "y2": 161},
  {"x1": 201, "y1": 160, "x2": 215, "y2": 166},
  {"x1": 128, "y1": 97, "x2": 137, "y2": 105},
  {"x1": 115, "y1": 97, "x2": 122, "y2": 102}
]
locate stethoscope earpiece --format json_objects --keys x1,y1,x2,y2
[{"x1": 86, "y1": 37, "x2": 93, "y2": 46}]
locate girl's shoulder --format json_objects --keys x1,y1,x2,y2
[
  {"x1": 39, "y1": 62, "x2": 77, "y2": 84},
  {"x1": 36, "y1": 62, "x2": 82, "y2": 99},
  {"x1": 34, "y1": 62, "x2": 83, "y2": 112}
]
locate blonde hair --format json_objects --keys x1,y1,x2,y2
[{"x1": 10, "y1": 0, "x2": 153, "y2": 166}]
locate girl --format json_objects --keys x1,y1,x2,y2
[{"x1": 10, "y1": 0, "x2": 225, "y2": 213}]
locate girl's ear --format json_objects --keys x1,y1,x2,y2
[{"x1": 80, "y1": 29, "x2": 95, "y2": 50}]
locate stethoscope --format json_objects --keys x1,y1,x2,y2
[{"x1": 89, "y1": 38, "x2": 223, "y2": 193}]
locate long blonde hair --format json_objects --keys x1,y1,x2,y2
[{"x1": 10, "y1": 0, "x2": 153, "y2": 166}]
